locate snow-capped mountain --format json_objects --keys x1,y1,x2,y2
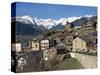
[
  {"x1": 12, "y1": 15, "x2": 95, "y2": 29},
  {"x1": 13, "y1": 15, "x2": 93, "y2": 29},
  {"x1": 14, "y1": 15, "x2": 86, "y2": 29},
  {"x1": 14, "y1": 16, "x2": 66, "y2": 29},
  {"x1": 11, "y1": 15, "x2": 96, "y2": 36}
]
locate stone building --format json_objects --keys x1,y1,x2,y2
[
  {"x1": 65, "y1": 34, "x2": 73, "y2": 52},
  {"x1": 65, "y1": 30, "x2": 78, "y2": 52},
  {"x1": 81, "y1": 20, "x2": 96, "y2": 32},
  {"x1": 72, "y1": 37, "x2": 96, "y2": 52},
  {"x1": 12, "y1": 43, "x2": 21, "y2": 52},
  {"x1": 55, "y1": 45, "x2": 66, "y2": 54},
  {"x1": 64, "y1": 21, "x2": 73, "y2": 31},
  {"x1": 31, "y1": 40, "x2": 40, "y2": 51},
  {"x1": 40, "y1": 39, "x2": 49, "y2": 50},
  {"x1": 43, "y1": 47, "x2": 57, "y2": 61},
  {"x1": 21, "y1": 41, "x2": 31, "y2": 52},
  {"x1": 72, "y1": 37, "x2": 87, "y2": 52}
]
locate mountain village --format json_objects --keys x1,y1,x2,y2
[{"x1": 11, "y1": 16, "x2": 97, "y2": 72}]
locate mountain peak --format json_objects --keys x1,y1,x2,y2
[
  {"x1": 20, "y1": 15, "x2": 34, "y2": 24},
  {"x1": 13, "y1": 15, "x2": 94, "y2": 29}
]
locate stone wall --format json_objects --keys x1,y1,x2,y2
[{"x1": 70, "y1": 53, "x2": 97, "y2": 69}]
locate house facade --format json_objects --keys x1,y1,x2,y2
[
  {"x1": 40, "y1": 40, "x2": 49, "y2": 50},
  {"x1": 65, "y1": 34, "x2": 73, "y2": 52},
  {"x1": 21, "y1": 41, "x2": 31, "y2": 52},
  {"x1": 72, "y1": 37, "x2": 87, "y2": 52},
  {"x1": 31, "y1": 40, "x2": 40, "y2": 51},
  {"x1": 73, "y1": 35, "x2": 97, "y2": 53},
  {"x1": 12, "y1": 43, "x2": 21, "y2": 52},
  {"x1": 81, "y1": 21, "x2": 96, "y2": 32}
]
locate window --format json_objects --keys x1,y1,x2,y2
[
  {"x1": 35, "y1": 44, "x2": 38, "y2": 48},
  {"x1": 45, "y1": 56, "x2": 47, "y2": 58},
  {"x1": 46, "y1": 51, "x2": 48, "y2": 54}
]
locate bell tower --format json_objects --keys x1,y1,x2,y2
[{"x1": 64, "y1": 21, "x2": 72, "y2": 31}]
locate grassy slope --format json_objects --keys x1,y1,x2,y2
[{"x1": 54, "y1": 58, "x2": 84, "y2": 70}]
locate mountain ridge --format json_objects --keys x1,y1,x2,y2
[
  {"x1": 11, "y1": 15, "x2": 97, "y2": 36},
  {"x1": 12, "y1": 15, "x2": 94, "y2": 29}
]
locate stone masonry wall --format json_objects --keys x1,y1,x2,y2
[{"x1": 70, "y1": 53, "x2": 97, "y2": 69}]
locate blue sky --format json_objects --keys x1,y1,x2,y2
[{"x1": 12, "y1": 2, "x2": 97, "y2": 19}]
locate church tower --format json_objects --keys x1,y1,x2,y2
[{"x1": 64, "y1": 21, "x2": 73, "y2": 31}]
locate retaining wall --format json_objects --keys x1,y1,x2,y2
[{"x1": 70, "y1": 53, "x2": 97, "y2": 68}]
